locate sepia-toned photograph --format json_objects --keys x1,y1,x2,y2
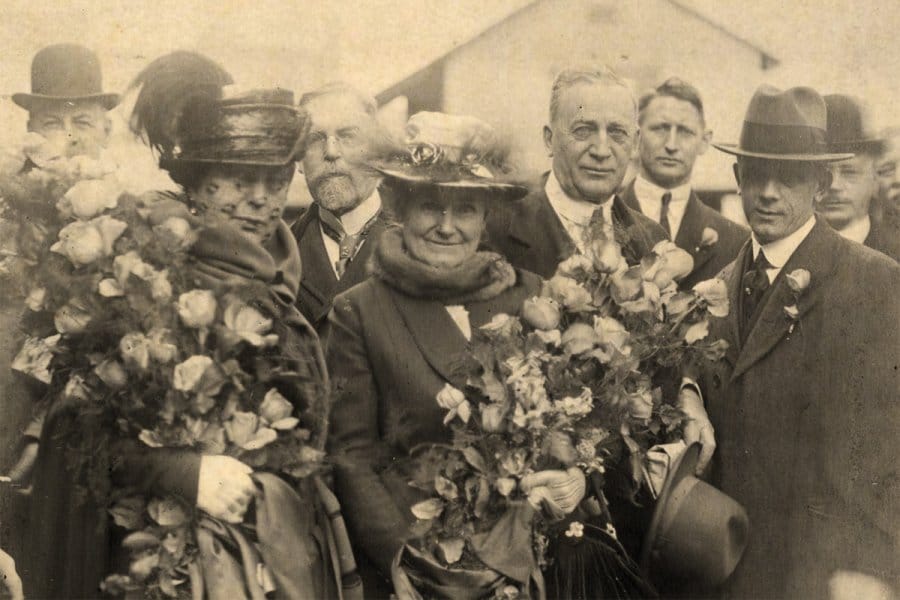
[{"x1": 0, "y1": 1, "x2": 897, "y2": 598}]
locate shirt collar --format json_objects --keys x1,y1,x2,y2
[
  {"x1": 751, "y1": 215, "x2": 816, "y2": 268},
  {"x1": 633, "y1": 174, "x2": 691, "y2": 205},
  {"x1": 835, "y1": 214, "x2": 871, "y2": 245},
  {"x1": 335, "y1": 188, "x2": 381, "y2": 235},
  {"x1": 545, "y1": 170, "x2": 613, "y2": 225}
]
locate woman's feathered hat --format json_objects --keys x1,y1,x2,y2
[
  {"x1": 129, "y1": 51, "x2": 309, "y2": 169},
  {"x1": 373, "y1": 112, "x2": 528, "y2": 200}
]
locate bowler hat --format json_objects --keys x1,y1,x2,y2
[
  {"x1": 640, "y1": 443, "x2": 750, "y2": 591},
  {"x1": 373, "y1": 111, "x2": 528, "y2": 200},
  {"x1": 824, "y1": 94, "x2": 884, "y2": 155},
  {"x1": 12, "y1": 44, "x2": 120, "y2": 111},
  {"x1": 713, "y1": 85, "x2": 853, "y2": 161}
]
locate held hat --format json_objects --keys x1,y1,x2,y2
[
  {"x1": 373, "y1": 111, "x2": 528, "y2": 200},
  {"x1": 640, "y1": 443, "x2": 750, "y2": 591},
  {"x1": 824, "y1": 94, "x2": 884, "y2": 155},
  {"x1": 713, "y1": 85, "x2": 853, "y2": 161},
  {"x1": 12, "y1": 44, "x2": 120, "y2": 111}
]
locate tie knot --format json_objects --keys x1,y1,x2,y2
[
  {"x1": 661, "y1": 191, "x2": 672, "y2": 207},
  {"x1": 752, "y1": 250, "x2": 773, "y2": 272}
]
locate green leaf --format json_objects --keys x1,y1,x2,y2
[{"x1": 462, "y1": 446, "x2": 487, "y2": 473}]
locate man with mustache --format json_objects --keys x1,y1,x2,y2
[
  {"x1": 875, "y1": 127, "x2": 900, "y2": 224},
  {"x1": 622, "y1": 78, "x2": 749, "y2": 287},
  {"x1": 817, "y1": 94, "x2": 899, "y2": 261},
  {"x1": 291, "y1": 83, "x2": 391, "y2": 330}
]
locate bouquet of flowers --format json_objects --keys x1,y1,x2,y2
[
  {"x1": 1, "y1": 138, "x2": 328, "y2": 598},
  {"x1": 394, "y1": 221, "x2": 730, "y2": 599}
]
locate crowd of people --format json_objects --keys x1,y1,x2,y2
[{"x1": 0, "y1": 43, "x2": 897, "y2": 600}]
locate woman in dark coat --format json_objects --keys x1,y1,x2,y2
[
  {"x1": 325, "y1": 113, "x2": 586, "y2": 597},
  {"x1": 22, "y1": 53, "x2": 354, "y2": 599}
]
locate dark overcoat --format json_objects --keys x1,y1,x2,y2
[
  {"x1": 620, "y1": 180, "x2": 749, "y2": 289},
  {"x1": 292, "y1": 202, "x2": 390, "y2": 331},
  {"x1": 485, "y1": 179, "x2": 667, "y2": 279},
  {"x1": 700, "y1": 219, "x2": 900, "y2": 598},
  {"x1": 324, "y1": 271, "x2": 542, "y2": 584}
]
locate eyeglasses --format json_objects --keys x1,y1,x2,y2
[{"x1": 306, "y1": 128, "x2": 363, "y2": 152}]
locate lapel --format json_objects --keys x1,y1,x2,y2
[
  {"x1": 507, "y1": 185, "x2": 575, "y2": 269},
  {"x1": 731, "y1": 221, "x2": 834, "y2": 380},
  {"x1": 620, "y1": 180, "x2": 641, "y2": 212},
  {"x1": 675, "y1": 193, "x2": 715, "y2": 274},
  {"x1": 296, "y1": 204, "x2": 338, "y2": 313},
  {"x1": 386, "y1": 286, "x2": 470, "y2": 387}
]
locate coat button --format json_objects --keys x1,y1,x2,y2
[{"x1": 712, "y1": 373, "x2": 722, "y2": 388}]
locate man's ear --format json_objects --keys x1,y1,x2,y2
[
  {"x1": 732, "y1": 162, "x2": 741, "y2": 188},
  {"x1": 542, "y1": 125, "x2": 553, "y2": 157},
  {"x1": 698, "y1": 128, "x2": 712, "y2": 156},
  {"x1": 814, "y1": 167, "x2": 833, "y2": 200},
  {"x1": 103, "y1": 115, "x2": 113, "y2": 140}
]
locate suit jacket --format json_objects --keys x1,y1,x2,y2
[
  {"x1": 485, "y1": 180, "x2": 667, "y2": 279},
  {"x1": 620, "y1": 180, "x2": 749, "y2": 289},
  {"x1": 864, "y1": 216, "x2": 900, "y2": 263},
  {"x1": 324, "y1": 271, "x2": 541, "y2": 580},
  {"x1": 700, "y1": 220, "x2": 900, "y2": 598},
  {"x1": 291, "y1": 201, "x2": 390, "y2": 331}
]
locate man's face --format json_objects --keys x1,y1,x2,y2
[
  {"x1": 638, "y1": 95, "x2": 709, "y2": 188},
  {"x1": 28, "y1": 100, "x2": 110, "y2": 159},
  {"x1": 301, "y1": 93, "x2": 380, "y2": 215},
  {"x1": 192, "y1": 164, "x2": 294, "y2": 244},
  {"x1": 818, "y1": 154, "x2": 876, "y2": 229},
  {"x1": 736, "y1": 157, "x2": 828, "y2": 244},
  {"x1": 544, "y1": 82, "x2": 637, "y2": 204},
  {"x1": 876, "y1": 135, "x2": 900, "y2": 213}
]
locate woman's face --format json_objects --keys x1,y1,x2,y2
[
  {"x1": 191, "y1": 164, "x2": 294, "y2": 244},
  {"x1": 401, "y1": 188, "x2": 487, "y2": 268}
]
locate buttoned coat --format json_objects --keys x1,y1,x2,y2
[
  {"x1": 485, "y1": 178, "x2": 667, "y2": 279},
  {"x1": 291, "y1": 201, "x2": 391, "y2": 331},
  {"x1": 700, "y1": 220, "x2": 899, "y2": 598},
  {"x1": 324, "y1": 271, "x2": 541, "y2": 581},
  {"x1": 620, "y1": 180, "x2": 749, "y2": 289}
]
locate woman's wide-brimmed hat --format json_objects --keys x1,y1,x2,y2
[
  {"x1": 713, "y1": 85, "x2": 853, "y2": 162},
  {"x1": 12, "y1": 44, "x2": 120, "y2": 111},
  {"x1": 130, "y1": 51, "x2": 309, "y2": 170},
  {"x1": 373, "y1": 111, "x2": 528, "y2": 200},
  {"x1": 640, "y1": 443, "x2": 750, "y2": 591},
  {"x1": 824, "y1": 94, "x2": 884, "y2": 155}
]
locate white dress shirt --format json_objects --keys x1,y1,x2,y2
[
  {"x1": 444, "y1": 305, "x2": 472, "y2": 340},
  {"x1": 319, "y1": 189, "x2": 382, "y2": 277},
  {"x1": 750, "y1": 216, "x2": 816, "y2": 284},
  {"x1": 632, "y1": 175, "x2": 691, "y2": 239},
  {"x1": 545, "y1": 171, "x2": 613, "y2": 253},
  {"x1": 835, "y1": 215, "x2": 871, "y2": 245}
]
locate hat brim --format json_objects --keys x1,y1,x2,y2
[
  {"x1": 375, "y1": 166, "x2": 529, "y2": 200},
  {"x1": 160, "y1": 156, "x2": 298, "y2": 170},
  {"x1": 640, "y1": 442, "x2": 701, "y2": 572},
  {"x1": 712, "y1": 143, "x2": 853, "y2": 162},
  {"x1": 12, "y1": 92, "x2": 120, "y2": 111}
]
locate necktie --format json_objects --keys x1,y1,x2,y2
[
  {"x1": 741, "y1": 250, "x2": 773, "y2": 340},
  {"x1": 659, "y1": 192, "x2": 672, "y2": 238},
  {"x1": 319, "y1": 207, "x2": 378, "y2": 278}
]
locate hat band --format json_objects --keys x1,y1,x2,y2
[{"x1": 739, "y1": 121, "x2": 827, "y2": 156}]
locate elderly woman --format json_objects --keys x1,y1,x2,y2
[
  {"x1": 22, "y1": 53, "x2": 356, "y2": 599},
  {"x1": 324, "y1": 114, "x2": 586, "y2": 596}
]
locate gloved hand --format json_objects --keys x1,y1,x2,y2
[
  {"x1": 520, "y1": 467, "x2": 586, "y2": 521},
  {"x1": 197, "y1": 455, "x2": 255, "y2": 524},
  {"x1": 678, "y1": 386, "x2": 715, "y2": 475}
]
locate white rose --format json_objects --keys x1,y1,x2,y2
[
  {"x1": 51, "y1": 216, "x2": 127, "y2": 266},
  {"x1": 177, "y1": 290, "x2": 217, "y2": 328},
  {"x1": 223, "y1": 302, "x2": 277, "y2": 347},
  {"x1": 25, "y1": 287, "x2": 46, "y2": 311},
  {"x1": 147, "y1": 328, "x2": 178, "y2": 363},
  {"x1": 173, "y1": 355, "x2": 214, "y2": 392},
  {"x1": 120, "y1": 332, "x2": 151, "y2": 371},
  {"x1": 61, "y1": 179, "x2": 120, "y2": 219}
]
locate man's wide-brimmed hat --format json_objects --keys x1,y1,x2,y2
[
  {"x1": 713, "y1": 85, "x2": 853, "y2": 162},
  {"x1": 12, "y1": 44, "x2": 120, "y2": 111},
  {"x1": 824, "y1": 94, "x2": 884, "y2": 155},
  {"x1": 373, "y1": 111, "x2": 528, "y2": 200},
  {"x1": 641, "y1": 443, "x2": 750, "y2": 591}
]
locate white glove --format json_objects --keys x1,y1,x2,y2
[
  {"x1": 520, "y1": 467, "x2": 586, "y2": 521},
  {"x1": 197, "y1": 455, "x2": 255, "y2": 524},
  {"x1": 678, "y1": 386, "x2": 716, "y2": 475}
]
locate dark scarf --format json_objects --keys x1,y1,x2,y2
[{"x1": 369, "y1": 226, "x2": 517, "y2": 304}]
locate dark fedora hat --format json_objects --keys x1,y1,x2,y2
[
  {"x1": 12, "y1": 44, "x2": 120, "y2": 111},
  {"x1": 159, "y1": 88, "x2": 309, "y2": 169},
  {"x1": 824, "y1": 94, "x2": 884, "y2": 155},
  {"x1": 640, "y1": 443, "x2": 750, "y2": 591},
  {"x1": 713, "y1": 85, "x2": 853, "y2": 162},
  {"x1": 374, "y1": 112, "x2": 528, "y2": 201}
]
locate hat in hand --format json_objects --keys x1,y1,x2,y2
[
  {"x1": 13, "y1": 44, "x2": 120, "y2": 111},
  {"x1": 713, "y1": 85, "x2": 852, "y2": 162},
  {"x1": 641, "y1": 443, "x2": 750, "y2": 591}
]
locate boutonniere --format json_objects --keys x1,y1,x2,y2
[
  {"x1": 695, "y1": 227, "x2": 718, "y2": 252},
  {"x1": 783, "y1": 268, "x2": 810, "y2": 333}
]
